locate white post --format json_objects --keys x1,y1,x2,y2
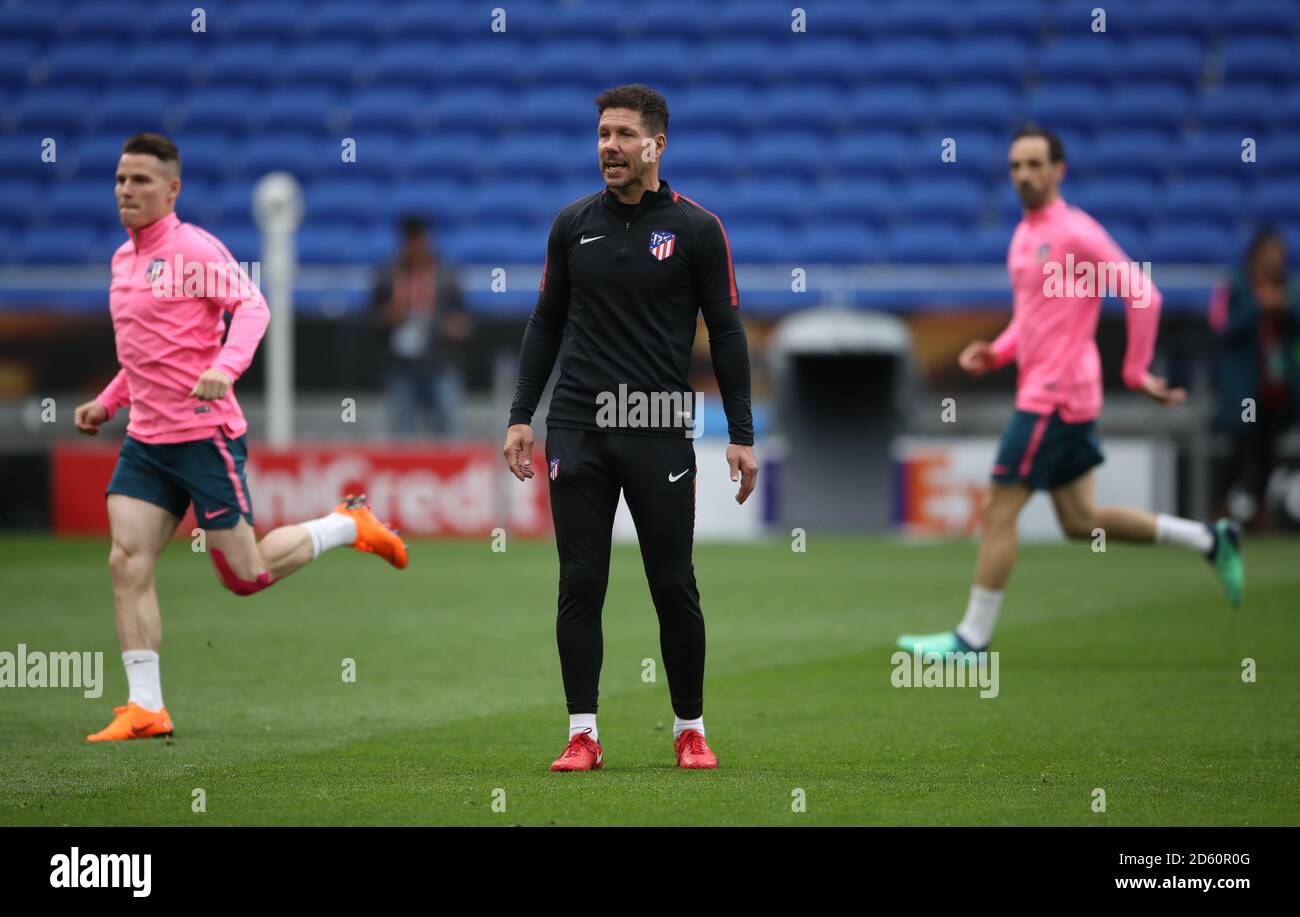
[{"x1": 253, "y1": 173, "x2": 303, "y2": 446}]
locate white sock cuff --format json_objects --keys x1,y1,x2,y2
[
  {"x1": 569, "y1": 713, "x2": 597, "y2": 741},
  {"x1": 121, "y1": 649, "x2": 158, "y2": 665},
  {"x1": 673, "y1": 716, "x2": 704, "y2": 739},
  {"x1": 1155, "y1": 514, "x2": 1215, "y2": 554},
  {"x1": 298, "y1": 512, "x2": 357, "y2": 559}
]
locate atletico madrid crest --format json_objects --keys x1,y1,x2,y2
[
  {"x1": 649, "y1": 230, "x2": 676, "y2": 261},
  {"x1": 146, "y1": 258, "x2": 166, "y2": 282},
  {"x1": 549, "y1": 457, "x2": 560, "y2": 480}
]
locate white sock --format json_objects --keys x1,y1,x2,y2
[
  {"x1": 569, "y1": 713, "x2": 597, "y2": 742},
  {"x1": 297, "y1": 512, "x2": 357, "y2": 559},
  {"x1": 122, "y1": 649, "x2": 163, "y2": 712},
  {"x1": 1155, "y1": 514, "x2": 1215, "y2": 555},
  {"x1": 956, "y1": 585, "x2": 1003, "y2": 649},
  {"x1": 673, "y1": 716, "x2": 704, "y2": 740}
]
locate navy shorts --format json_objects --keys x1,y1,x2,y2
[
  {"x1": 991, "y1": 409, "x2": 1104, "y2": 491},
  {"x1": 106, "y1": 430, "x2": 254, "y2": 529}
]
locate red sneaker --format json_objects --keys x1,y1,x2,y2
[
  {"x1": 674, "y1": 729, "x2": 717, "y2": 769},
  {"x1": 550, "y1": 727, "x2": 603, "y2": 772}
]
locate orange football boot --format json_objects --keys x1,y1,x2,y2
[
  {"x1": 336, "y1": 493, "x2": 408, "y2": 569},
  {"x1": 86, "y1": 703, "x2": 174, "y2": 742},
  {"x1": 674, "y1": 729, "x2": 718, "y2": 769}
]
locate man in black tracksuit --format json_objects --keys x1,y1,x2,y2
[{"x1": 503, "y1": 85, "x2": 757, "y2": 771}]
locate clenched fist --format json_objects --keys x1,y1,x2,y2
[
  {"x1": 74, "y1": 400, "x2": 110, "y2": 435},
  {"x1": 189, "y1": 368, "x2": 233, "y2": 401}
]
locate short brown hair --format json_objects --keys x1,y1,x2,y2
[
  {"x1": 595, "y1": 84, "x2": 669, "y2": 136},
  {"x1": 122, "y1": 132, "x2": 181, "y2": 173}
]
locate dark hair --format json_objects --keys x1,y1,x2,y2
[
  {"x1": 595, "y1": 84, "x2": 669, "y2": 136},
  {"x1": 1245, "y1": 225, "x2": 1284, "y2": 270},
  {"x1": 1012, "y1": 124, "x2": 1066, "y2": 163},
  {"x1": 121, "y1": 132, "x2": 181, "y2": 173},
  {"x1": 399, "y1": 214, "x2": 429, "y2": 239}
]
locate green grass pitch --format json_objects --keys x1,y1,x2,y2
[{"x1": 1, "y1": 533, "x2": 1296, "y2": 826}]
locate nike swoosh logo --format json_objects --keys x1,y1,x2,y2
[
  {"x1": 668, "y1": 469, "x2": 690, "y2": 482},
  {"x1": 579, "y1": 235, "x2": 605, "y2": 245},
  {"x1": 203, "y1": 508, "x2": 230, "y2": 519}
]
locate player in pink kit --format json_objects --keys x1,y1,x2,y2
[
  {"x1": 899, "y1": 127, "x2": 1243, "y2": 657},
  {"x1": 74, "y1": 134, "x2": 408, "y2": 742}
]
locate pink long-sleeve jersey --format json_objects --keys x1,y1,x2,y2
[
  {"x1": 95, "y1": 211, "x2": 269, "y2": 444},
  {"x1": 988, "y1": 196, "x2": 1161, "y2": 423}
]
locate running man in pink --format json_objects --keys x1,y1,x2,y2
[
  {"x1": 899, "y1": 126, "x2": 1243, "y2": 657},
  {"x1": 73, "y1": 133, "x2": 408, "y2": 742}
]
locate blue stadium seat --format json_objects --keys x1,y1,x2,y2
[
  {"x1": 16, "y1": 88, "x2": 96, "y2": 132},
  {"x1": 873, "y1": 1, "x2": 964, "y2": 40},
  {"x1": 389, "y1": 182, "x2": 472, "y2": 226},
  {"x1": 1036, "y1": 40, "x2": 1119, "y2": 89},
  {"x1": 1123, "y1": 0, "x2": 1217, "y2": 41},
  {"x1": 801, "y1": 223, "x2": 882, "y2": 263},
  {"x1": 249, "y1": 89, "x2": 341, "y2": 133},
  {"x1": 1108, "y1": 85, "x2": 1193, "y2": 134},
  {"x1": 1250, "y1": 179, "x2": 1300, "y2": 223},
  {"x1": 428, "y1": 89, "x2": 509, "y2": 132},
  {"x1": 406, "y1": 135, "x2": 487, "y2": 182},
  {"x1": 222, "y1": 2, "x2": 308, "y2": 41},
  {"x1": 1260, "y1": 131, "x2": 1300, "y2": 179},
  {"x1": 623, "y1": 2, "x2": 722, "y2": 40},
  {"x1": 295, "y1": 224, "x2": 383, "y2": 264},
  {"x1": 0, "y1": 3, "x2": 61, "y2": 41},
  {"x1": 725, "y1": 181, "x2": 814, "y2": 224},
  {"x1": 962, "y1": 1, "x2": 1045, "y2": 41},
  {"x1": 919, "y1": 131, "x2": 1008, "y2": 178},
  {"x1": 1089, "y1": 132, "x2": 1175, "y2": 182},
  {"x1": 830, "y1": 131, "x2": 919, "y2": 180},
  {"x1": 1160, "y1": 179, "x2": 1245, "y2": 224},
  {"x1": 169, "y1": 133, "x2": 237, "y2": 182},
  {"x1": 204, "y1": 42, "x2": 283, "y2": 87},
  {"x1": 727, "y1": 222, "x2": 794, "y2": 264},
  {"x1": 348, "y1": 87, "x2": 429, "y2": 133},
  {"x1": 859, "y1": 40, "x2": 946, "y2": 85},
  {"x1": 387, "y1": 3, "x2": 482, "y2": 39},
  {"x1": 1197, "y1": 85, "x2": 1282, "y2": 134},
  {"x1": 664, "y1": 132, "x2": 736, "y2": 183},
  {"x1": 1222, "y1": 1, "x2": 1299, "y2": 38},
  {"x1": 606, "y1": 40, "x2": 696, "y2": 89},
  {"x1": 305, "y1": 2, "x2": 388, "y2": 40},
  {"x1": 177, "y1": 88, "x2": 258, "y2": 132},
  {"x1": 1175, "y1": 132, "x2": 1260, "y2": 181},
  {"x1": 747, "y1": 135, "x2": 826, "y2": 183},
  {"x1": 694, "y1": 41, "x2": 782, "y2": 87},
  {"x1": 938, "y1": 40, "x2": 1031, "y2": 90},
  {"x1": 808, "y1": 181, "x2": 897, "y2": 227},
  {"x1": 671, "y1": 89, "x2": 765, "y2": 133},
  {"x1": 92, "y1": 88, "x2": 176, "y2": 133},
  {"x1": 514, "y1": 88, "x2": 601, "y2": 134},
  {"x1": 883, "y1": 224, "x2": 972, "y2": 263},
  {"x1": 753, "y1": 88, "x2": 844, "y2": 133},
  {"x1": 447, "y1": 41, "x2": 539, "y2": 88},
  {"x1": 713, "y1": 1, "x2": 809, "y2": 39},
  {"x1": 44, "y1": 41, "x2": 122, "y2": 83},
  {"x1": 480, "y1": 135, "x2": 581, "y2": 181},
  {"x1": 1222, "y1": 38, "x2": 1300, "y2": 88},
  {"x1": 1024, "y1": 85, "x2": 1108, "y2": 133},
  {"x1": 1147, "y1": 223, "x2": 1235, "y2": 263},
  {"x1": 440, "y1": 226, "x2": 529, "y2": 264},
  {"x1": 20, "y1": 226, "x2": 100, "y2": 265},
  {"x1": 229, "y1": 135, "x2": 331, "y2": 182},
  {"x1": 782, "y1": 41, "x2": 871, "y2": 86},
  {"x1": 970, "y1": 225, "x2": 1014, "y2": 263},
  {"x1": 898, "y1": 177, "x2": 986, "y2": 225},
  {"x1": 1046, "y1": 0, "x2": 1108, "y2": 37},
  {"x1": 283, "y1": 42, "x2": 366, "y2": 88},
  {"x1": 461, "y1": 182, "x2": 556, "y2": 227},
  {"x1": 1071, "y1": 179, "x2": 1160, "y2": 227},
  {"x1": 1116, "y1": 38, "x2": 1205, "y2": 90},
  {"x1": 809, "y1": 1, "x2": 880, "y2": 41},
  {"x1": 0, "y1": 40, "x2": 36, "y2": 88},
  {"x1": 120, "y1": 42, "x2": 199, "y2": 89},
  {"x1": 845, "y1": 85, "x2": 934, "y2": 133},
  {"x1": 67, "y1": 1, "x2": 147, "y2": 39},
  {"x1": 1282, "y1": 88, "x2": 1300, "y2": 129},
  {"x1": 933, "y1": 85, "x2": 1022, "y2": 133},
  {"x1": 47, "y1": 179, "x2": 118, "y2": 224},
  {"x1": 304, "y1": 180, "x2": 387, "y2": 224},
  {"x1": 0, "y1": 180, "x2": 40, "y2": 225}
]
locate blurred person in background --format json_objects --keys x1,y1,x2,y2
[
  {"x1": 372, "y1": 216, "x2": 471, "y2": 438},
  {"x1": 1209, "y1": 228, "x2": 1300, "y2": 530}
]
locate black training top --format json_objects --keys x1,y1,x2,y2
[{"x1": 507, "y1": 179, "x2": 754, "y2": 445}]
